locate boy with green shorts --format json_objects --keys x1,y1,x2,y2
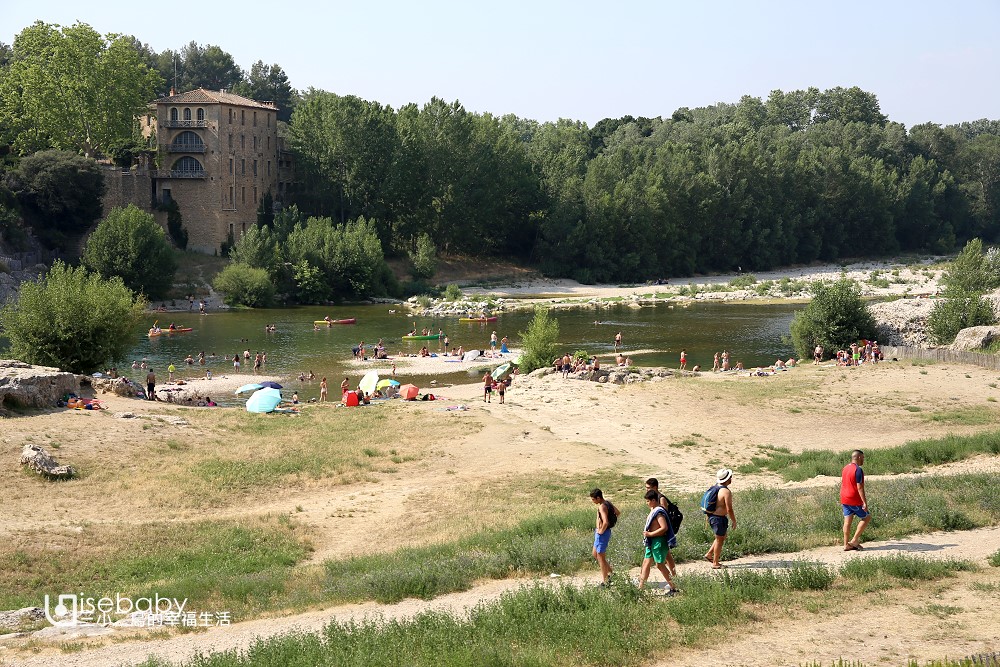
[{"x1": 639, "y1": 490, "x2": 678, "y2": 594}]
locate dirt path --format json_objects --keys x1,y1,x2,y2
[{"x1": 5, "y1": 525, "x2": 997, "y2": 667}]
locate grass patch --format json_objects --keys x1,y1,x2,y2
[
  {"x1": 738, "y1": 431, "x2": 1000, "y2": 481},
  {"x1": 921, "y1": 407, "x2": 997, "y2": 426},
  {"x1": 840, "y1": 554, "x2": 976, "y2": 592},
  {"x1": 0, "y1": 518, "x2": 312, "y2": 619},
  {"x1": 990, "y1": 549, "x2": 1000, "y2": 567}
]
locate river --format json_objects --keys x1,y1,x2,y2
[{"x1": 125, "y1": 301, "x2": 802, "y2": 385}]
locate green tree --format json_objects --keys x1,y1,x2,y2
[
  {"x1": 177, "y1": 42, "x2": 243, "y2": 92},
  {"x1": 941, "y1": 238, "x2": 1000, "y2": 295},
  {"x1": 0, "y1": 261, "x2": 145, "y2": 373},
  {"x1": 927, "y1": 293, "x2": 996, "y2": 345},
  {"x1": 213, "y1": 263, "x2": 275, "y2": 307},
  {"x1": 6, "y1": 150, "x2": 105, "y2": 248},
  {"x1": 409, "y1": 232, "x2": 437, "y2": 279},
  {"x1": 517, "y1": 306, "x2": 560, "y2": 374},
  {"x1": 234, "y1": 61, "x2": 297, "y2": 122},
  {"x1": 82, "y1": 204, "x2": 178, "y2": 299},
  {"x1": 0, "y1": 21, "x2": 161, "y2": 157},
  {"x1": 789, "y1": 279, "x2": 877, "y2": 360}
]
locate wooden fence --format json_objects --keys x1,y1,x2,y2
[{"x1": 880, "y1": 345, "x2": 1000, "y2": 371}]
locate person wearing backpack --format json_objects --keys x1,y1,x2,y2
[
  {"x1": 702, "y1": 469, "x2": 736, "y2": 569},
  {"x1": 589, "y1": 488, "x2": 619, "y2": 586},
  {"x1": 645, "y1": 478, "x2": 682, "y2": 577},
  {"x1": 639, "y1": 490, "x2": 678, "y2": 595}
]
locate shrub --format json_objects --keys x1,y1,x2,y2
[
  {"x1": 443, "y1": 283, "x2": 462, "y2": 301},
  {"x1": 729, "y1": 274, "x2": 757, "y2": 289},
  {"x1": 517, "y1": 307, "x2": 560, "y2": 373},
  {"x1": 409, "y1": 233, "x2": 437, "y2": 280},
  {"x1": 157, "y1": 199, "x2": 188, "y2": 250},
  {"x1": 82, "y1": 204, "x2": 178, "y2": 299},
  {"x1": 790, "y1": 279, "x2": 877, "y2": 360},
  {"x1": 927, "y1": 292, "x2": 996, "y2": 345},
  {"x1": 942, "y1": 238, "x2": 1000, "y2": 295},
  {"x1": 213, "y1": 263, "x2": 275, "y2": 307},
  {"x1": 0, "y1": 261, "x2": 146, "y2": 373}
]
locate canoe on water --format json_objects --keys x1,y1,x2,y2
[
  {"x1": 402, "y1": 334, "x2": 444, "y2": 340},
  {"x1": 314, "y1": 319, "x2": 357, "y2": 325},
  {"x1": 459, "y1": 316, "x2": 497, "y2": 323},
  {"x1": 148, "y1": 327, "x2": 193, "y2": 337}
]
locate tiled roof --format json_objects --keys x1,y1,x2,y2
[{"x1": 153, "y1": 88, "x2": 277, "y2": 110}]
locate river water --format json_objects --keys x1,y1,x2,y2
[{"x1": 126, "y1": 302, "x2": 802, "y2": 384}]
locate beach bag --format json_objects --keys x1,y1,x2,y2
[
  {"x1": 700, "y1": 485, "x2": 722, "y2": 515},
  {"x1": 604, "y1": 500, "x2": 619, "y2": 528}
]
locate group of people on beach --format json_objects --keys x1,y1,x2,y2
[{"x1": 591, "y1": 450, "x2": 871, "y2": 592}]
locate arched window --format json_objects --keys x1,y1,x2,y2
[
  {"x1": 174, "y1": 131, "x2": 204, "y2": 148},
  {"x1": 170, "y1": 108, "x2": 178, "y2": 121},
  {"x1": 183, "y1": 108, "x2": 192, "y2": 120},
  {"x1": 197, "y1": 108, "x2": 205, "y2": 121},
  {"x1": 172, "y1": 156, "x2": 204, "y2": 174}
]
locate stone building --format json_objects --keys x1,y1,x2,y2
[{"x1": 136, "y1": 88, "x2": 287, "y2": 253}]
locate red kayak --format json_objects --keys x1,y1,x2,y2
[
  {"x1": 314, "y1": 318, "x2": 356, "y2": 325},
  {"x1": 148, "y1": 327, "x2": 193, "y2": 337}
]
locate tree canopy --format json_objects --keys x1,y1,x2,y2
[
  {"x1": 0, "y1": 21, "x2": 161, "y2": 157},
  {"x1": 82, "y1": 204, "x2": 178, "y2": 299}
]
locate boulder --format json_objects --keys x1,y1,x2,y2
[
  {"x1": 868, "y1": 299, "x2": 934, "y2": 347},
  {"x1": 20, "y1": 444, "x2": 76, "y2": 480},
  {"x1": 950, "y1": 326, "x2": 1000, "y2": 351},
  {"x1": 0, "y1": 360, "x2": 79, "y2": 410}
]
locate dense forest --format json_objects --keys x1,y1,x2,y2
[{"x1": 2, "y1": 21, "x2": 999, "y2": 286}]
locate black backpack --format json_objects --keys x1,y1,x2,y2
[
  {"x1": 662, "y1": 494, "x2": 683, "y2": 533},
  {"x1": 604, "y1": 500, "x2": 619, "y2": 528}
]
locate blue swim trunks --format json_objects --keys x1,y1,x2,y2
[
  {"x1": 593, "y1": 529, "x2": 611, "y2": 554},
  {"x1": 842, "y1": 504, "x2": 870, "y2": 519},
  {"x1": 708, "y1": 515, "x2": 729, "y2": 537}
]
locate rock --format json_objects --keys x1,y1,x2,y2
[
  {"x1": 528, "y1": 367, "x2": 555, "y2": 378},
  {"x1": 950, "y1": 326, "x2": 1000, "y2": 351},
  {"x1": 116, "y1": 412, "x2": 138, "y2": 419},
  {"x1": 868, "y1": 299, "x2": 935, "y2": 347},
  {"x1": 31, "y1": 622, "x2": 114, "y2": 639},
  {"x1": 0, "y1": 607, "x2": 45, "y2": 632},
  {"x1": 0, "y1": 360, "x2": 79, "y2": 409},
  {"x1": 20, "y1": 444, "x2": 76, "y2": 480}
]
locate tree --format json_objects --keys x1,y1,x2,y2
[
  {"x1": 213, "y1": 263, "x2": 275, "y2": 307},
  {"x1": 6, "y1": 150, "x2": 105, "y2": 248},
  {"x1": 941, "y1": 238, "x2": 1000, "y2": 295},
  {"x1": 0, "y1": 261, "x2": 146, "y2": 373},
  {"x1": 409, "y1": 232, "x2": 437, "y2": 279},
  {"x1": 789, "y1": 280, "x2": 877, "y2": 360},
  {"x1": 517, "y1": 307, "x2": 560, "y2": 373},
  {"x1": 178, "y1": 42, "x2": 243, "y2": 91},
  {"x1": 927, "y1": 292, "x2": 996, "y2": 345},
  {"x1": 0, "y1": 21, "x2": 161, "y2": 157},
  {"x1": 82, "y1": 205, "x2": 178, "y2": 299},
  {"x1": 235, "y1": 61, "x2": 297, "y2": 122}
]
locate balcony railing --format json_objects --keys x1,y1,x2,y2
[
  {"x1": 162, "y1": 143, "x2": 206, "y2": 153},
  {"x1": 152, "y1": 169, "x2": 207, "y2": 179},
  {"x1": 160, "y1": 119, "x2": 208, "y2": 128}
]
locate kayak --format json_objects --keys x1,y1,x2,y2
[
  {"x1": 459, "y1": 317, "x2": 497, "y2": 323},
  {"x1": 314, "y1": 319, "x2": 356, "y2": 325},
  {"x1": 148, "y1": 327, "x2": 193, "y2": 337},
  {"x1": 402, "y1": 334, "x2": 444, "y2": 340}
]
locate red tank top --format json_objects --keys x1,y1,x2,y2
[{"x1": 840, "y1": 463, "x2": 863, "y2": 505}]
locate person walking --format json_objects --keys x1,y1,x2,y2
[
  {"x1": 497, "y1": 377, "x2": 506, "y2": 404},
  {"x1": 639, "y1": 490, "x2": 678, "y2": 594},
  {"x1": 490, "y1": 331, "x2": 498, "y2": 353},
  {"x1": 841, "y1": 450, "x2": 871, "y2": 551},
  {"x1": 483, "y1": 371, "x2": 494, "y2": 402},
  {"x1": 703, "y1": 469, "x2": 736, "y2": 569},
  {"x1": 589, "y1": 488, "x2": 619, "y2": 586},
  {"x1": 679, "y1": 349, "x2": 687, "y2": 371},
  {"x1": 145, "y1": 368, "x2": 156, "y2": 401},
  {"x1": 645, "y1": 478, "x2": 679, "y2": 577},
  {"x1": 614, "y1": 331, "x2": 622, "y2": 352}
]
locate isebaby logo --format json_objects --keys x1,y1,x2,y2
[{"x1": 43, "y1": 594, "x2": 189, "y2": 627}]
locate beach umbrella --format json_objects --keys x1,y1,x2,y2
[
  {"x1": 359, "y1": 371, "x2": 380, "y2": 396},
  {"x1": 235, "y1": 383, "x2": 264, "y2": 395},
  {"x1": 376, "y1": 379, "x2": 400, "y2": 389},
  {"x1": 492, "y1": 363, "x2": 512, "y2": 381},
  {"x1": 463, "y1": 349, "x2": 481, "y2": 362},
  {"x1": 399, "y1": 384, "x2": 419, "y2": 400},
  {"x1": 245, "y1": 387, "x2": 282, "y2": 413},
  {"x1": 259, "y1": 381, "x2": 283, "y2": 389}
]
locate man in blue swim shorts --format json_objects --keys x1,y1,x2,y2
[
  {"x1": 590, "y1": 488, "x2": 618, "y2": 585},
  {"x1": 841, "y1": 450, "x2": 871, "y2": 551}
]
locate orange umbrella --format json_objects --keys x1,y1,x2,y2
[{"x1": 399, "y1": 384, "x2": 419, "y2": 400}]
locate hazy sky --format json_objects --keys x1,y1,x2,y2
[{"x1": 3, "y1": 0, "x2": 997, "y2": 128}]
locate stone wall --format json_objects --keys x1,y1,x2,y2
[{"x1": 101, "y1": 168, "x2": 154, "y2": 215}]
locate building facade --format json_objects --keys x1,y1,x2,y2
[{"x1": 141, "y1": 88, "x2": 282, "y2": 253}]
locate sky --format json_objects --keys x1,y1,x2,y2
[{"x1": 2, "y1": 0, "x2": 998, "y2": 128}]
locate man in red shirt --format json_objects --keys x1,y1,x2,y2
[{"x1": 841, "y1": 450, "x2": 870, "y2": 551}]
